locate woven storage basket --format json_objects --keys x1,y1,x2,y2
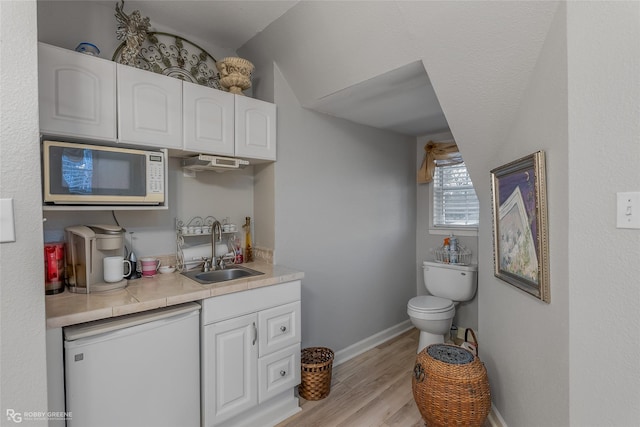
[
  {"x1": 412, "y1": 344, "x2": 491, "y2": 427},
  {"x1": 299, "y1": 347, "x2": 334, "y2": 400}
]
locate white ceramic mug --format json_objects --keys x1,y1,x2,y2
[
  {"x1": 140, "y1": 257, "x2": 161, "y2": 277},
  {"x1": 104, "y1": 256, "x2": 132, "y2": 283}
]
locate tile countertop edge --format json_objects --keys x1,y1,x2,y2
[{"x1": 45, "y1": 262, "x2": 304, "y2": 329}]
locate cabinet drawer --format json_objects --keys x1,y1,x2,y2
[
  {"x1": 258, "y1": 344, "x2": 300, "y2": 403},
  {"x1": 258, "y1": 301, "x2": 301, "y2": 357},
  {"x1": 202, "y1": 281, "x2": 300, "y2": 325}
]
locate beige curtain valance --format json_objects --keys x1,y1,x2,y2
[{"x1": 417, "y1": 141, "x2": 462, "y2": 184}]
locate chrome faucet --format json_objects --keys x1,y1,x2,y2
[{"x1": 211, "y1": 220, "x2": 223, "y2": 270}]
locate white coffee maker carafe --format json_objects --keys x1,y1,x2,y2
[{"x1": 65, "y1": 225, "x2": 128, "y2": 293}]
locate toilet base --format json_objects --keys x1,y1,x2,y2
[{"x1": 417, "y1": 330, "x2": 446, "y2": 354}]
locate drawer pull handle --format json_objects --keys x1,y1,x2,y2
[
  {"x1": 280, "y1": 326, "x2": 287, "y2": 333},
  {"x1": 280, "y1": 370, "x2": 286, "y2": 377}
]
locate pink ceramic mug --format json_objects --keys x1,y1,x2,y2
[{"x1": 140, "y1": 257, "x2": 160, "y2": 277}]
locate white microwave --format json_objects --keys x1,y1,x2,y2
[{"x1": 42, "y1": 140, "x2": 166, "y2": 206}]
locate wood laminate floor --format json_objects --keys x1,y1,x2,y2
[{"x1": 277, "y1": 328, "x2": 491, "y2": 427}]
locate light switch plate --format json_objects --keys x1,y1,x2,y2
[
  {"x1": 0, "y1": 198, "x2": 16, "y2": 243},
  {"x1": 616, "y1": 192, "x2": 640, "y2": 229}
]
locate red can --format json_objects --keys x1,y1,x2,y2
[{"x1": 44, "y1": 242, "x2": 65, "y2": 295}]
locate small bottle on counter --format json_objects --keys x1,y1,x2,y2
[
  {"x1": 243, "y1": 216, "x2": 253, "y2": 262},
  {"x1": 443, "y1": 237, "x2": 450, "y2": 263},
  {"x1": 449, "y1": 234, "x2": 458, "y2": 264},
  {"x1": 232, "y1": 235, "x2": 243, "y2": 264}
]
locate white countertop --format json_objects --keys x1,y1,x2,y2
[{"x1": 45, "y1": 261, "x2": 304, "y2": 328}]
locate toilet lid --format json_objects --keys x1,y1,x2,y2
[{"x1": 408, "y1": 296, "x2": 455, "y2": 313}]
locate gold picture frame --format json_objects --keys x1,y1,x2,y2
[{"x1": 490, "y1": 151, "x2": 550, "y2": 303}]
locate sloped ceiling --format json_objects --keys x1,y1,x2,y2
[
  {"x1": 86, "y1": 1, "x2": 558, "y2": 139},
  {"x1": 239, "y1": 1, "x2": 559, "y2": 142}
]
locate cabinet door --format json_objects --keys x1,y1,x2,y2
[
  {"x1": 38, "y1": 43, "x2": 116, "y2": 141},
  {"x1": 258, "y1": 301, "x2": 301, "y2": 357},
  {"x1": 258, "y1": 344, "x2": 301, "y2": 403},
  {"x1": 117, "y1": 64, "x2": 182, "y2": 149},
  {"x1": 183, "y1": 82, "x2": 234, "y2": 155},
  {"x1": 234, "y1": 96, "x2": 277, "y2": 161},
  {"x1": 203, "y1": 313, "x2": 258, "y2": 426}
]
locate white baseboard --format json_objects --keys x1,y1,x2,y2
[
  {"x1": 487, "y1": 404, "x2": 507, "y2": 427},
  {"x1": 333, "y1": 320, "x2": 413, "y2": 367}
]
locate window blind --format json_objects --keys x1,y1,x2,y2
[{"x1": 433, "y1": 162, "x2": 479, "y2": 227}]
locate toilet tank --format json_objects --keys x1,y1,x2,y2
[{"x1": 423, "y1": 261, "x2": 478, "y2": 302}]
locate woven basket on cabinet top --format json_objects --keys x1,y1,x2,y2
[
  {"x1": 299, "y1": 347, "x2": 334, "y2": 401},
  {"x1": 412, "y1": 344, "x2": 491, "y2": 427}
]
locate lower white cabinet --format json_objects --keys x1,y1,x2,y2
[{"x1": 202, "y1": 281, "x2": 301, "y2": 427}]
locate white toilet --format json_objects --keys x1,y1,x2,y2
[{"x1": 407, "y1": 261, "x2": 478, "y2": 353}]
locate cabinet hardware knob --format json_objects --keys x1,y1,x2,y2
[
  {"x1": 280, "y1": 326, "x2": 287, "y2": 332},
  {"x1": 280, "y1": 370, "x2": 286, "y2": 376}
]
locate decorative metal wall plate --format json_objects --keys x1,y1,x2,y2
[{"x1": 113, "y1": 31, "x2": 221, "y2": 90}]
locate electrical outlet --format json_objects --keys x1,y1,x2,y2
[{"x1": 616, "y1": 192, "x2": 640, "y2": 229}]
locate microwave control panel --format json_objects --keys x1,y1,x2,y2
[{"x1": 147, "y1": 154, "x2": 165, "y2": 194}]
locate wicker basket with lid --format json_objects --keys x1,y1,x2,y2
[
  {"x1": 299, "y1": 347, "x2": 334, "y2": 400},
  {"x1": 412, "y1": 344, "x2": 491, "y2": 427}
]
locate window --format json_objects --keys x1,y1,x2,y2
[{"x1": 432, "y1": 162, "x2": 479, "y2": 228}]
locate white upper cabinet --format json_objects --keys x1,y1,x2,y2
[
  {"x1": 117, "y1": 64, "x2": 183, "y2": 149},
  {"x1": 38, "y1": 43, "x2": 117, "y2": 142},
  {"x1": 235, "y1": 96, "x2": 277, "y2": 161},
  {"x1": 38, "y1": 44, "x2": 276, "y2": 161},
  {"x1": 183, "y1": 81, "x2": 235, "y2": 156}
]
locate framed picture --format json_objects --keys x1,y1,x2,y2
[{"x1": 490, "y1": 151, "x2": 550, "y2": 303}]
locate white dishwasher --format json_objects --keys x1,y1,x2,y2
[{"x1": 64, "y1": 302, "x2": 201, "y2": 427}]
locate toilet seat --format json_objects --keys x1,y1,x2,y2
[{"x1": 407, "y1": 296, "x2": 455, "y2": 320}]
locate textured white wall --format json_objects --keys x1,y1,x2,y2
[
  {"x1": 568, "y1": 2, "x2": 640, "y2": 424},
  {"x1": 269, "y1": 65, "x2": 417, "y2": 351},
  {"x1": 477, "y1": 6, "x2": 570, "y2": 425},
  {"x1": 0, "y1": 0, "x2": 49, "y2": 419}
]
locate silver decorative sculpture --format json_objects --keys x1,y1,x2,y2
[{"x1": 114, "y1": 0, "x2": 150, "y2": 66}]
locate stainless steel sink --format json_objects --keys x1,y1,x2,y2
[{"x1": 181, "y1": 265, "x2": 263, "y2": 284}]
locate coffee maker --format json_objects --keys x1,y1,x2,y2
[{"x1": 65, "y1": 224, "x2": 128, "y2": 293}]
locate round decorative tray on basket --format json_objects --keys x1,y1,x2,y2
[{"x1": 412, "y1": 344, "x2": 491, "y2": 427}]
